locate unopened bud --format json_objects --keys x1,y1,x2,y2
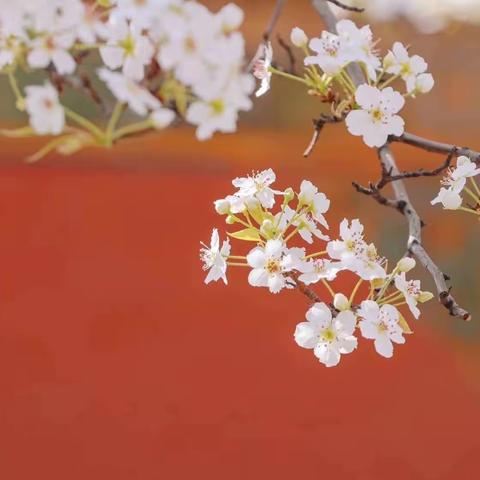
[
  {"x1": 333, "y1": 293, "x2": 350, "y2": 311},
  {"x1": 397, "y1": 257, "x2": 416, "y2": 273},
  {"x1": 226, "y1": 215, "x2": 236, "y2": 225},
  {"x1": 260, "y1": 219, "x2": 275, "y2": 237},
  {"x1": 214, "y1": 199, "x2": 230, "y2": 215},
  {"x1": 283, "y1": 187, "x2": 295, "y2": 204},
  {"x1": 290, "y1": 27, "x2": 308, "y2": 48}
]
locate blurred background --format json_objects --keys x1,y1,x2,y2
[{"x1": 0, "y1": 1, "x2": 479, "y2": 479}]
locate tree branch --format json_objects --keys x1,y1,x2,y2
[
  {"x1": 313, "y1": 0, "x2": 471, "y2": 321},
  {"x1": 326, "y1": 0, "x2": 365, "y2": 12},
  {"x1": 392, "y1": 133, "x2": 480, "y2": 164}
]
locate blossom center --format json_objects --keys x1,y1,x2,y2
[
  {"x1": 321, "y1": 328, "x2": 336, "y2": 342},
  {"x1": 210, "y1": 99, "x2": 225, "y2": 115},
  {"x1": 370, "y1": 108, "x2": 384, "y2": 123},
  {"x1": 121, "y1": 35, "x2": 136, "y2": 56},
  {"x1": 266, "y1": 259, "x2": 281, "y2": 274}
]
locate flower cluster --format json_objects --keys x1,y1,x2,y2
[
  {"x1": 254, "y1": 19, "x2": 434, "y2": 148},
  {"x1": 431, "y1": 155, "x2": 480, "y2": 218},
  {"x1": 0, "y1": 0, "x2": 253, "y2": 160},
  {"x1": 200, "y1": 169, "x2": 433, "y2": 367}
]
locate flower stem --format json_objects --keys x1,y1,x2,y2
[
  {"x1": 227, "y1": 262, "x2": 250, "y2": 267},
  {"x1": 269, "y1": 67, "x2": 309, "y2": 86},
  {"x1": 105, "y1": 101, "x2": 125, "y2": 147},
  {"x1": 321, "y1": 279, "x2": 335, "y2": 298},
  {"x1": 380, "y1": 73, "x2": 401, "y2": 90},
  {"x1": 304, "y1": 250, "x2": 327, "y2": 260},
  {"x1": 64, "y1": 107, "x2": 104, "y2": 142},
  {"x1": 470, "y1": 177, "x2": 480, "y2": 198},
  {"x1": 113, "y1": 119, "x2": 153, "y2": 140},
  {"x1": 459, "y1": 206, "x2": 480, "y2": 216},
  {"x1": 464, "y1": 186, "x2": 480, "y2": 205},
  {"x1": 348, "y1": 278, "x2": 363, "y2": 306},
  {"x1": 7, "y1": 70, "x2": 25, "y2": 110}
]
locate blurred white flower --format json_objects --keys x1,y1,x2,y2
[
  {"x1": 25, "y1": 83, "x2": 65, "y2": 135},
  {"x1": 98, "y1": 68, "x2": 161, "y2": 115}
]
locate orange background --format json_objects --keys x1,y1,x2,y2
[{"x1": 0, "y1": 2, "x2": 480, "y2": 479}]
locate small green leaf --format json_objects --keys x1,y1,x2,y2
[
  {"x1": 227, "y1": 228, "x2": 261, "y2": 242},
  {"x1": 398, "y1": 313, "x2": 413, "y2": 334}
]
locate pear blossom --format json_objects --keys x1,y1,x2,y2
[
  {"x1": 290, "y1": 27, "x2": 308, "y2": 48},
  {"x1": 336, "y1": 19, "x2": 380, "y2": 80},
  {"x1": 27, "y1": 32, "x2": 76, "y2": 75},
  {"x1": 431, "y1": 156, "x2": 480, "y2": 209},
  {"x1": 383, "y1": 42, "x2": 428, "y2": 83},
  {"x1": 298, "y1": 259, "x2": 340, "y2": 284},
  {"x1": 304, "y1": 31, "x2": 348, "y2": 76},
  {"x1": 430, "y1": 187, "x2": 463, "y2": 210},
  {"x1": 25, "y1": 83, "x2": 65, "y2": 135},
  {"x1": 232, "y1": 169, "x2": 279, "y2": 209},
  {"x1": 100, "y1": 18, "x2": 154, "y2": 81},
  {"x1": 246, "y1": 240, "x2": 303, "y2": 294},
  {"x1": 98, "y1": 68, "x2": 161, "y2": 115},
  {"x1": 407, "y1": 73, "x2": 435, "y2": 96},
  {"x1": 298, "y1": 180, "x2": 330, "y2": 228},
  {"x1": 358, "y1": 301, "x2": 405, "y2": 358},
  {"x1": 200, "y1": 228, "x2": 231, "y2": 284},
  {"x1": 346, "y1": 84, "x2": 405, "y2": 148},
  {"x1": 0, "y1": 35, "x2": 22, "y2": 69},
  {"x1": 253, "y1": 42, "x2": 273, "y2": 97},
  {"x1": 327, "y1": 219, "x2": 386, "y2": 280},
  {"x1": 275, "y1": 206, "x2": 329, "y2": 244},
  {"x1": 394, "y1": 272, "x2": 422, "y2": 319},
  {"x1": 294, "y1": 302, "x2": 357, "y2": 367}
]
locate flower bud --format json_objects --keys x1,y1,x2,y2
[
  {"x1": 333, "y1": 293, "x2": 350, "y2": 311},
  {"x1": 226, "y1": 215, "x2": 236, "y2": 225},
  {"x1": 260, "y1": 219, "x2": 275, "y2": 237},
  {"x1": 397, "y1": 257, "x2": 416, "y2": 272},
  {"x1": 283, "y1": 187, "x2": 295, "y2": 204},
  {"x1": 214, "y1": 198, "x2": 230, "y2": 215},
  {"x1": 290, "y1": 27, "x2": 308, "y2": 48}
]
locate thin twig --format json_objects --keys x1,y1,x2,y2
[
  {"x1": 303, "y1": 114, "x2": 342, "y2": 157},
  {"x1": 247, "y1": 0, "x2": 288, "y2": 71},
  {"x1": 326, "y1": 0, "x2": 365, "y2": 12},
  {"x1": 277, "y1": 35, "x2": 296, "y2": 74}
]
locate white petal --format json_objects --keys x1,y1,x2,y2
[
  {"x1": 294, "y1": 322, "x2": 319, "y2": 349},
  {"x1": 355, "y1": 84, "x2": 380, "y2": 109},
  {"x1": 374, "y1": 335, "x2": 394, "y2": 358}
]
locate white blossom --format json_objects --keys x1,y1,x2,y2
[
  {"x1": 304, "y1": 31, "x2": 349, "y2": 76},
  {"x1": 298, "y1": 180, "x2": 330, "y2": 228},
  {"x1": 358, "y1": 301, "x2": 405, "y2": 358},
  {"x1": 98, "y1": 68, "x2": 161, "y2": 115},
  {"x1": 384, "y1": 42, "x2": 428, "y2": 83},
  {"x1": 200, "y1": 228, "x2": 231, "y2": 284},
  {"x1": 327, "y1": 218, "x2": 386, "y2": 280},
  {"x1": 294, "y1": 302, "x2": 357, "y2": 367},
  {"x1": 407, "y1": 73, "x2": 435, "y2": 96},
  {"x1": 100, "y1": 18, "x2": 154, "y2": 81},
  {"x1": 27, "y1": 32, "x2": 76, "y2": 75},
  {"x1": 246, "y1": 240, "x2": 303, "y2": 294},
  {"x1": 253, "y1": 42, "x2": 273, "y2": 97},
  {"x1": 232, "y1": 169, "x2": 279, "y2": 209},
  {"x1": 394, "y1": 272, "x2": 422, "y2": 319},
  {"x1": 346, "y1": 84, "x2": 405, "y2": 148},
  {"x1": 298, "y1": 258, "x2": 340, "y2": 284},
  {"x1": 25, "y1": 83, "x2": 65, "y2": 135},
  {"x1": 151, "y1": 108, "x2": 176, "y2": 129}
]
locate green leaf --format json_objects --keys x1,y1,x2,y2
[
  {"x1": 398, "y1": 313, "x2": 413, "y2": 334},
  {"x1": 227, "y1": 228, "x2": 261, "y2": 242}
]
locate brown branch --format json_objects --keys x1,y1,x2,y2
[
  {"x1": 303, "y1": 114, "x2": 343, "y2": 157},
  {"x1": 313, "y1": 0, "x2": 471, "y2": 321},
  {"x1": 277, "y1": 35, "x2": 296, "y2": 74},
  {"x1": 326, "y1": 0, "x2": 365, "y2": 12},
  {"x1": 392, "y1": 133, "x2": 480, "y2": 164}
]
